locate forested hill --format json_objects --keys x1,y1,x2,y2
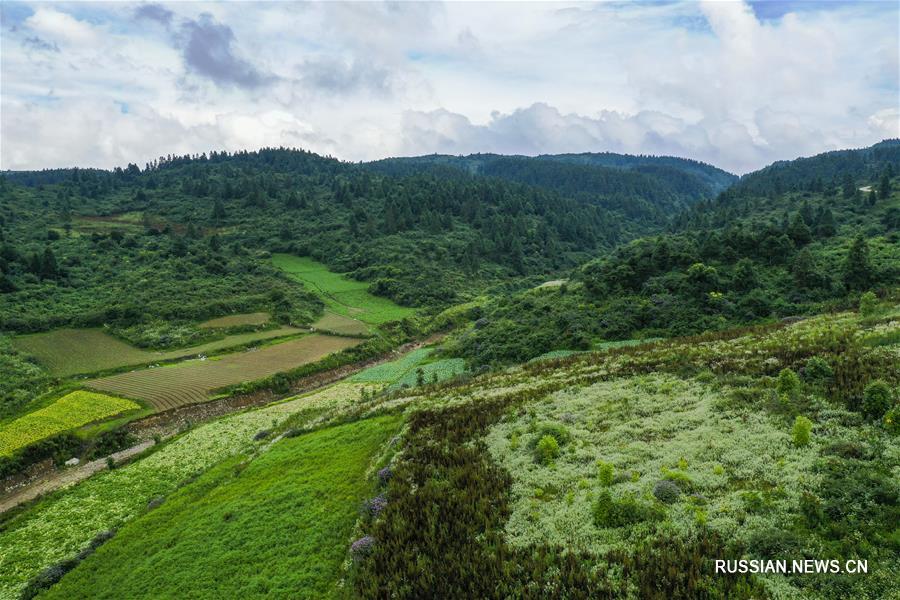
[
  {"x1": 0, "y1": 147, "x2": 697, "y2": 333},
  {"x1": 448, "y1": 141, "x2": 900, "y2": 366},
  {"x1": 364, "y1": 152, "x2": 736, "y2": 222}
]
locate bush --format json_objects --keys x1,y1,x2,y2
[
  {"x1": 862, "y1": 380, "x2": 893, "y2": 419},
  {"x1": 597, "y1": 460, "x2": 614, "y2": 487},
  {"x1": 776, "y1": 368, "x2": 801, "y2": 400},
  {"x1": 653, "y1": 479, "x2": 682, "y2": 504},
  {"x1": 884, "y1": 405, "x2": 900, "y2": 435},
  {"x1": 593, "y1": 491, "x2": 661, "y2": 528},
  {"x1": 802, "y1": 356, "x2": 833, "y2": 384},
  {"x1": 859, "y1": 291, "x2": 878, "y2": 317},
  {"x1": 792, "y1": 415, "x2": 813, "y2": 447},
  {"x1": 532, "y1": 422, "x2": 571, "y2": 446},
  {"x1": 535, "y1": 435, "x2": 559, "y2": 465},
  {"x1": 350, "y1": 535, "x2": 375, "y2": 562}
]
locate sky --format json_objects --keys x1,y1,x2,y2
[{"x1": 1, "y1": 1, "x2": 898, "y2": 174}]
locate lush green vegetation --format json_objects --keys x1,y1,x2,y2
[
  {"x1": 273, "y1": 254, "x2": 415, "y2": 325},
  {"x1": 42, "y1": 415, "x2": 400, "y2": 599},
  {"x1": 350, "y1": 308, "x2": 899, "y2": 599},
  {"x1": 0, "y1": 392, "x2": 139, "y2": 456},
  {"x1": 448, "y1": 142, "x2": 900, "y2": 366}
]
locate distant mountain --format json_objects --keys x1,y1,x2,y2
[
  {"x1": 728, "y1": 139, "x2": 900, "y2": 197},
  {"x1": 364, "y1": 152, "x2": 737, "y2": 222}
]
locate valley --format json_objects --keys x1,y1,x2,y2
[{"x1": 0, "y1": 142, "x2": 897, "y2": 599}]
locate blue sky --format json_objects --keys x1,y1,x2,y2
[{"x1": 1, "y1": 1, "x2": 897, "y2": 173}]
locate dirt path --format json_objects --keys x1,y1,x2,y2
[{"x1": 0, "y1": 440, "x2": 155, "y2": 514}]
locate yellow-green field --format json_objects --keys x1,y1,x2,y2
[
  {"x1": 0, "y1": 391, "x2": 140, "y2": 456},
  {"x1": 12, "y1": 326, "x2": 303, "y2": 377},
  {"x1": 273, "y1": 254, "x2": 415, "y2": 325},
  {"x1": 311, "y1": 310, "x2": 371, "y2": 336}
]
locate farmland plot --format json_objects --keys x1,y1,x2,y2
[
  {"x1": 198, "y1": 312, "x2": 270, "y2": 328},
  {"x1": 86, "y1": 335, "x2": 362, "y2": 410},
  {"x1": 273, "y1": 254, "x2": 415, "y2": 325},
  {"x1": 13, "y1": 326, "x2": 302, "y2": 377},
  {"x1": 311, "y1": 310, "x2": 370, "y2": 336},
  {"x1": 0, "y1": 392, "x2": 139, "y2": 456}
]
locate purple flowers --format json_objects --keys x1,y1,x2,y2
[
  {"x1": 364, "y1": 494, "x2": 388, "y2": 517},
  {"x1": 350, "y1": 535, "x2": 375, "y2": 561},
  {"x1": 377, "y1": 466, "x2": 393, "y2": 486}
]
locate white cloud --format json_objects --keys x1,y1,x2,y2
[{"x1": 1, "y1": 1, "x2": 898, "y2": 173}]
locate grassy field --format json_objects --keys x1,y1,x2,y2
[
  {"x1": 85, "y1": 335, "x2": 362, "y2": 410},
  {"x1": 44, "y1": 415, "x2": 401, "y2": 599},
  {"x1": 198, "y1": 312, "x2": 270, "y2": 329},
  {"x1": 312, "y1": 310, "x2": 370, "y2": 336},
  {"x1": 0, "y1": 377, "x2": 389, "y2": 600},
  {"x1": 273, "y1": 254, "x2": 415, "y2": 325},
  {"x1": 12, "y1": 326, "x2": 303, "y2": 377},
  {"x1": 0, "y1": 392, "x2": 139, "y2": 456}
]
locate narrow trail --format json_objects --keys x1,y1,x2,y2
[
  {"x1": 0, "y1": 335, "x2": 439, "y2": 515},
  {"x1": 0, "y1": 441, "x2": 154, "y2": 514}
]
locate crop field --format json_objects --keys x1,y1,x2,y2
[
  {"x1": 0, "y1": 391, "x2": 139, "y2": 456},
  {"x1": 349, "y1": 348, "x2": 432, "y2": 384},
  {"x1": 85, "y1": 334, "x2": 362, "y2": 410},
  {"x1": 13, "y1": 326, "x2": 302, "y2": 377},
  {"x1": 43, "y1": 415, "x2": 401, "y2": 599},
  {"x1": 0, "y1": 373, "x2": 387, "y2": 599},
  {"x1": 198, "y1": 312, "x2": 271, "y2": 329},
  {"x1": 273, "y1": 254, "x2": 415, "y2": 325},
  {"x1": 391, "y1": 358, "x2": 466, "y2": 389},
  {"x1": 311, "y1": 310, "x2": 370, "y2": 336}
]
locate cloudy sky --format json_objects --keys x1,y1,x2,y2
[{"x1": 1, "y1": 1, "x2": 897, "y2": 174}]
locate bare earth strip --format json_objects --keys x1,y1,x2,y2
[{"x1": 85, "y1": 335, "x2": 362, "y2": 410}]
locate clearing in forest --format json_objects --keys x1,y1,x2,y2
[
  {"x1": 85, "y1": 334, "x2": 362, "y2": 410},
  {"x1": 13, "y1": 326, "x2": 303, "y2": 377},
  {"x1": 273, "y1": 254, "x2": 415, "y2": 325}
]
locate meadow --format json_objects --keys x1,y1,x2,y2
[
  {"x1": 41, "y1": 415, "x2": 401, "y2": 599},
  {"x1": 13, "y1": 326, "x2": 303, "y2": 377},
  {"x1": 0, "y1": 392, "x2": 139, "y2": 456},
  {"x1": 85, "y1": 334, "x2": 362, "y2": 410},
  {"x1": 273, "y1": 254, "x2": 415, "y2": 325}
]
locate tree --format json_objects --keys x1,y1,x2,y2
[
  {"x1": 40, "y1": 247, "x2": 58, "y2": 280},
  {"x1": 879, "y1": 172, "x2": 892, "y2": 200},
  {"x1": 792, "y1": 247, "x2": 822, "y2": 290},
  {"x1": 842, "y1": 235, "x2": 873, "y2": 291},
  {"x1": 732, "y1": 258, "x2": 759, "y2": 293},
  {"x1": 842, "y1": 174, "x2": 855, "y2": 198},
  {"x1": 211, "y1": 199, "x2": 226, "y2": 222},
  {"x1": 859, "y1": 291, "x2": 878, "y2": 317},
  {"x1": 787, "y1": 213, "x2": 812, "y2": 246},
  {"x1": 792, "y1": 416, "x2": 813, "y2": 447}
]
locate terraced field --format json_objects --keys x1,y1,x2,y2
[
  {"x1": 85, "y1": 334, "x2": 362, "y2": 410},
  {"x1": 273, "y1": 254, "x2": 415, "y2": 325},
  {"x1": 13, "y1": 326, "x2": 302, "y2": 377}
]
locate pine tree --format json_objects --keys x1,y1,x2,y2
[
  {"x1": 842, "y1": 235, "x2": 873, "y2": 291},
  {"x1": 41, "y1": 247, "x2": 58, "y2": 280},
  {"x1": 879, "y1": 172, "x2": 892, "y2": 199}
]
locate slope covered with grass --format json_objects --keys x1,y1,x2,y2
[{"x1": 44, "y1": 415, "x2": 400, "y2": 599}]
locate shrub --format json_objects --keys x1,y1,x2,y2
[
  {"x1": 350, "y1": 535, "x2": 375, "y2": 561},
  {"x1": 377, "y1": 466, "x2": 392, "y2": 486},
  {"x1": 532, "y1": 422, "x2": 571, "y2": 446},
  {"x1": 535, "y1": 435, "x2": 559, "y2": 465},
  {"x1": 859, "y1": 291, "x2": 878, "y2": 317},
  {"x1": 802, "y1": 356, "x2": 833, "y2": 384},
  {"x1": 593, "y1": 491, "x2": 661, "y2": 528},
  {"x1": 776, "y1": 368, "x2": 801, "y2": 400},
  {"x1": 253, "y1": 429, "x2": 271, "y2": 441},
  {"x1": 597, "y1": 460, "x2": 614, "y2": 487},
  {"x1": 106, "y1": 456, "x2": 116, "y2": 470},
  {"x1": 792, "y1": 415, "x2": 813, "y2": 447},
  {"x1": 884, "y1": 405, "x2": 900, "y2": 435},
  {"x1": 862, "y1": 380, "x2": 893, "y2": 419},
  {"x1": 363, "y1": 494, "x2": 388, "y2": 518},
  {"x1": 653, "y1": 480, "x2": 682, "y2": 504}
]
